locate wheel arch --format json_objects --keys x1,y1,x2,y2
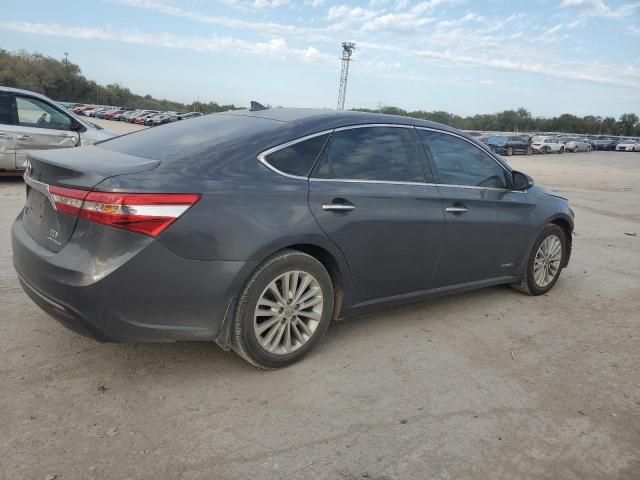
[
  {"x1": 215, "y1": 238, "x2": 354, "y2": 351},
  {"x1": 548, "y1": 215, "x2": 573, "y2": 267}
]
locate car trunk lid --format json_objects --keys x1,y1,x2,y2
[{"x1": 22, "y1": 147, "x2": 160, "y2": 252}]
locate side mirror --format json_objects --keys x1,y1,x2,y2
[{"x1": 512, "y1": 170, "x2": 533, "y2": 190}]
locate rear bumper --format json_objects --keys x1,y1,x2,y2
[{"x1": 12, "y1": 214, "x2": 255, "y2": 343}]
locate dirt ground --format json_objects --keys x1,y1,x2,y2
[{"x1": 1, "y1": 134, "x2": 639, "y2": 479}]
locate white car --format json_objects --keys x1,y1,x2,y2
[
  {"x1": 531, "y1": 137, "x2": 565, "y2": 154},
  {"x1": 0, "y1": 86, "x2": 116, "y2": 175},
  {"x1": 615, "y1": 140, "x2": 640, "y2": 152}
]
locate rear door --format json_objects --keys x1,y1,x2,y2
[
  {"x1": 416, "y1": 128, "x2": 534, "y2": 287},
  {"x1": 0, "y1": 92, "x2": 17, "y2": 170},
  {"x1": 308, "y1": 125, "x2": 445, "y2": 304},
  {"x1": 13, "y1": 95, "x2": 79, "y2": 169}
]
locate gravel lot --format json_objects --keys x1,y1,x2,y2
[{"x1": 1, "y1": 128, "x2": 639, "y2": 479}]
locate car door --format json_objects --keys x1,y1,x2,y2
[
  {"x1": 12, "y1": 95, "x2": 79, "y2": 169},
  {"x1": 510, "y1": 136, "x2": 527, "y2": 153},
  {"x1": 308, "y1": 125, "x2": 445, "y2": 304},
  {"x1": 416, "y1": 128, "x2": 534, "y2": 288}
]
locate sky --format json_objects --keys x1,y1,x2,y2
[{"x1": 1, "y1": 0, "x2": 639, "y2": 117}]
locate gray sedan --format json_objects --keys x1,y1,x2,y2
[
  {"x1": 560, "y1": 137, "x2": 592, "y2": 152},
  {"x1": 12, "y1": 109, "x2": 574, "y2": 368}
]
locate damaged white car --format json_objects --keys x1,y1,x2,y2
[{"x1": 0, "y1": 86, "x2": 116, "y2": 175}]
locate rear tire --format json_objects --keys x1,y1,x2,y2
[
  {"x1": 542, "y1": 147, "x2": 548, "y2": 154},
  {"x1": 507, "y1": 146, "x2": 513, "y2": 157},
  {"x1": 231, "y1": 250, "x2": 334, "y2": 368},
  {"x1": 511, "y1": 224, "x2": 567, "y2": 296},
  {"x1": 559, "y1": 146, "x2": 564, "y2": 154}
]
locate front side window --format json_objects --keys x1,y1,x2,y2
[
  {"x1": 264, "y1": 133, "x2": 329, "y2": 177},
  {"x1": 16, "y1": 97, "x2": 71, "y2": 131},
  {"x1": 418, "y1": 130, "x2": 509, "y2": 189},
  {"x1": 312, "y1": 127, "x2": 424, "y2": 182}
]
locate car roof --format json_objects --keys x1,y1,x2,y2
[{"x1": 221, "y1": 107, "x2": 464, "y2": 135}]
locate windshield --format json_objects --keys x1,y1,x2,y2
[{"x1": 487, "y1": 136, "x2": 507, "y2": 145}]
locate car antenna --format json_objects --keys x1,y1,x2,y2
[{"x1": 250, "y1": 101, "x2": 268, "y2": 111}]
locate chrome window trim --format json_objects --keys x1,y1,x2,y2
[
  {"x1": 309, "y1": 177, "x2": 432, "y2": 187},
  {"x1": 257, "y1": 123, "x2": 527, "y2": 194},
  {"x1": 257, "y1": 129, "x2": 333, "y2": 180}
]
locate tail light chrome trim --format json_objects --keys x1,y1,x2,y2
[{"x1": 45, "y1": 185, "x2": 201, "y2": 237}]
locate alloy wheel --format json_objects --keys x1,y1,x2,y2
[
  {"x1": 533, "y1": 235, "x2": 562, "y2": 288},
  {"x1": 253, "y1": 270, "x2": 323, "y2": 355}
]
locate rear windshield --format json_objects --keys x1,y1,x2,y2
[{"x1": 98, "y1": 113, "x2": 282, "y2": 161}]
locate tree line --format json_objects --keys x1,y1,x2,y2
[
  {"x1": 354, "y1": 106, "x2": 639, "y2": 137},
  {"x1": 0, "y1": 49, "x2": 238, "y2": 114},
  {"x1": 1, "y1": 49, "x2": 638, "y2": 135}
]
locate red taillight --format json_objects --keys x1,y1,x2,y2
[{"x1": 48, "y1": 186, "x2": 201, "y2": 237}]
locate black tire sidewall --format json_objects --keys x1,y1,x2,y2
[
  {"x1": 234, "y1": 252, "x2": 334, "y2": 368},
  {"x1": 525, "y1": 225, "x2": 567, "y2": 295}
]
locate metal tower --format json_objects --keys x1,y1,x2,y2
[{"x1": 337, "y1": 42, "x2": 355, "y2": 111}]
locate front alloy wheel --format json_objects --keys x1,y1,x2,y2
[
  {"x1": 511, "y1": 224, "x2": 567, "y2": 295},
  {"x1": 507, "y1": 146, "x2": 514, "y2": 156}
]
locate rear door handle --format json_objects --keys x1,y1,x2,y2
[
  {"x1": 446, "y1": 207, "x2": 468, "y2": 213},
  {"x1": 16, "y1": 135, "x2": 33, "y2": 140},
  {"x1": 322, "y1": 203, "x2": 355, "y2": 212},
  {"x1": 0, "y1": 133, "x2": 12, "y2": 138}
]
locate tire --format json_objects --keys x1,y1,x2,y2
[
  {"x1": 526, "y1": 147, "x2": 532, "y2": 156},
  {"x1": 507, "y1": 146, "x2": 513, "y2": 157},
  {"x1": 541, "y1": 147, "x2": 547, "y2": 154},
  {"x1": 559, "y1": 147, "x2": 564, "y2": 154},
  {"x1": 511, "y1": 224, "x2": 567, "y2": 296},
  {"x1": 587, "y1": 145, "x2": 591, "y2": 152},
  {"x1": 231, "y1": 249, "x2": 334, "y2": 368}
]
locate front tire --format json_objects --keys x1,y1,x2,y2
[
  {"x1": 511, "y1": 224, "x2": 567, "y2": 296},
  {"x1": 231, "y1": 250, "x2": 334, "y2": 368},
  {"x1": 507, "y1": 146, "x2": 513, "y2": 157}
]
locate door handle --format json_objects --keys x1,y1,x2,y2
[
  {"x1": 16, "y1": 135, "x2": 33, "y2": 140},
  {"x1": 446, "y1": 207, "x2": 468, "y2": 213},
  {"x1": 0, "y1": 133, "x2": 12, "y2": 138},
  {"x1": 322, "y1": 203, "x2": 355, "y2": 212}
]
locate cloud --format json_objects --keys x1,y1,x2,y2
[
  {"x1": 112, "y1": 0, "x2": 329, "y2": 41},
  {"x1": 0, "y1": 21, "x2": 336, "y2": 66},
  {"x1": 560, "y1": 0, "x2": 638, "y2": 18}
]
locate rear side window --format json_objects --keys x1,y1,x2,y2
[
  {"x1": 418, "y1": 130, "x2": 509, "y2": 189},
  {"x1": 0, "y1": 93, "x2": 14, "y2": 125},
  {"x1": 99, "y1": 113, "x2": 281, "y2": 161},
  {"x1": 312, "y1": 127, "x2": 424, "y2": 182},
  {"x1": 263, "y1": 133, "x2": 329, "y2": 177}
]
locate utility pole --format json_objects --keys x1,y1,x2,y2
[
  {"x1": 336, "y1": 42, "x2": 355, "y2": 111},
  {"x1": 63, "y1": 52, "x2": 69, "y2": 65}
]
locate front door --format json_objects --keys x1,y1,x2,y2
[
  {"x1": 308, "y1": 125, "x2": 445, "y2": 304},
  {"x1": 13, "y1": 95, "x2": 79, "y2": 169},
  {"x1": 416, "y1": 128, "x2": 534, "y2": 288}
]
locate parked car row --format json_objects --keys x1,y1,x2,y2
[
  {"x1": 65, "y1": 104, "x2": 203, "y2": 127},
  {"x1": 479, "y1": 133, "x2": 639, "y2": 156}
]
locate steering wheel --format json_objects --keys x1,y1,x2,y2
[
  {"x1": 35, "y1": 112, "x2": 48, "y2": 127},
  {"x1": 477, "y1": 175, "x2": 502, "y2": 188}
]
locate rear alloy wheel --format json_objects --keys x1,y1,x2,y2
[
  {"x1": 231, "y1": 250, "x2": 334, "y2": 368},
  {"x1": 587, "y1": 145, "x2": 591, "y2": 152},
  {"x1": 507, "y1": 146, "x2": 514, "y2": 156},
  {"x1": 511, "y1": 224, "x2": 566, "y2": 296},
  {"x1": 559, "y1": 147, "x2": 564, "y2": 154},
  {"x1": 526, "y1": 147, "x2": 533, "y2": 156}
]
